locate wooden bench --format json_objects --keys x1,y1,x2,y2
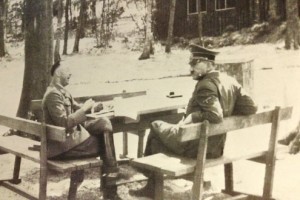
[
  {"x1": 0, "y1": 114, "x2": 102, "y2": 199},
  {"x1": 30, "y1": 90, "x2": 147, "y2": 159},
  {"x1": 130, "y1": 106, "x2": 293, "y2": 200}
]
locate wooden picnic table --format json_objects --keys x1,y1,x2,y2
[{"x1": 86, "y1": 94, "x2": 188, "y2": 157}]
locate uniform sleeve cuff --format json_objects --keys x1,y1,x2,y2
[{"x1": 71, "y1": 108, "x2": 87, "y2": 124}]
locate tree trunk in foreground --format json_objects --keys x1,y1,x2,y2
[{"x1": 17, "y1": 0, "x2": 53, "y2": 118}]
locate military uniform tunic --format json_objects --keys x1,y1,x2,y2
[
  {"x1": 42, "y1": 83, "x2": 113, "y2": 159},
  {"x1": 144, "y1": 71, "x2": 257, "y2": 159}
]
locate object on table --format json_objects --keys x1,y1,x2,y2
[{"x1": 167, "y1": 91, "x2": 182, "y2": 98}]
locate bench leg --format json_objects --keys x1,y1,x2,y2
[
  {"x1": 154, "y1": 172, "x2": 164, "y2": 200},
  {"x1": 10, "y1": 156, "x2": 22, "y2": 184},
  {"x1": 39, "y1": 160, "x2": 48, "y2": 200},
  {"x1": 137, "y1": 130, "x2": 146, "y2": 158},
  {"x1": 224, "y1": 163, "x2": 234, "y2": 194},
  {"x1": 68, "y1": 170, "x2": 84, "y2": 200},
  {"x1": 263, "y1": 106, "x2": 280, "y2": 199}
]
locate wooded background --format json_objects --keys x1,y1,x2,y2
[{"x1": 0, "y1": 0, "x2": 299, "y2": 120}]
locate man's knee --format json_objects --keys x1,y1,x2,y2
[
  {"x1": 99, "y1": 117, "x2": 113, "y2": 132},
  {"x1": 150, "y1": 120, "x2": 170, "y2": 133},
  {"x1": 150, "y1": 120, "x2": 161, "y2": 130},
  {"x1": 90, "y1": 117, "x2": 113, "y2": 133}
]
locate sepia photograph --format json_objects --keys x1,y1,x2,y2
[{"x1": 0, "y1": 0, "x2": 300, "y2": 199}]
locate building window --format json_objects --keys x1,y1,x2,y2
[
  {"x1": 216, "y1": 0, "x2": 236, "y2": 10},
  {"x1": 188, "y1": 0, "x2": 207, "y2": 15}
]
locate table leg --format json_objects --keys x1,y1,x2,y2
[
  {"x1": 137, "y1": 130, "x2": 146, "y2": 158},
  {"x1": 122, "y1": 132, "x2": 128, "y2": 157}
]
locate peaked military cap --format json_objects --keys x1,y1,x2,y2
[
  {"x1": 189, "y1": 44, "x2": 219, "y2": 64},
  {"x1": 50, "y1": 60, "x2": 61, "y2": 76}
]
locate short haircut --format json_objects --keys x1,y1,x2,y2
[{"x1": 51, "y1": 61, "x2": 61, "y2": 76}]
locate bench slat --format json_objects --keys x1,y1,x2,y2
[
  {"x1": 0, "y1": 115, "x2": 66, "y2": 142},
  {"x1": 179, "y1": 106, "x2": 293, "y2": 142},
  {"x1": 48, "y1": 158, "x2": 102, "y2": 173},
  {"x1": 0, "y1": 135, "x2": 102, "y2": 173},
  {"x1": 0, "y1": 135, "x2": 40, "y2": 163},
  {"x1": 130, "y1": 150, "x2": 268, "y2": 177}
]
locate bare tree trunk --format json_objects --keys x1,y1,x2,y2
[
  {"x1": 198, "y1": 0, "x2": 203, "y2": 46},
  {"x1": 285, "y1": 0, "x2": 300, "y2": 50},
  {"x1": 73, "y1": 0, "x2": 87, "y2": 53},
  {"x1": 63, "y1": 0, "x2": 71, "y2": 55},
  {"x1": 91, "y1": 0, "x2": 97, "y2": 33},
  {"x1": 69, "y1": 0, "x2": 72, "y2": 25},
  {"x1": 165, "y1": 0, "x2": 176, "y2": 53},
  {"x1": 100, "y1": 0, "x2": 106, "y2": 47},
  {"x1": 3, "y1": 0, "x2": 7, "y2": 38},
  {"x1": 91, "y1": 0, "x2": 100, "y2": 47},
  {"x1": 54, "y1": 0, "x2": 63, "y2": 62},
  {"x1": 106, "y1": 0, "x2": 110, "y2": 43},
  {"x1": 17, "y1": 0, "x2": 53, "y2": 118},
  {"x1": 259, "y1": 0, "x2": 269, "y2": 21},
  {"x1": 268, "y1": 0, "x2": 279, "y2": 22},
  {"x1": 139, "y1": 0, "x2": 154, "y2": 60},
  {"x1": 0, "y1": 0, "x2": 5, "y2": 57},
  {"x1": 100, "y1": 0, "x2": 111, "y2": 47}
]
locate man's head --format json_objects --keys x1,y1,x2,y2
[
  {"x1": 189, "y1": 44, "x2": 219, "y2": 80},
  {"x1": 51, "y1": 61, "x2": 72, "y2": 87}
]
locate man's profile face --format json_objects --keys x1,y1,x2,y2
[
  {"x1": 58, "y1": 66, "x2": 72, "y2": 87},
  {"x1": 189, "y1": 60, "x2": 210, "y2": 80}
]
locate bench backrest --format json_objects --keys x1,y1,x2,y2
[
  {"x1": 0, "y1": 114, "x2": 66, "y2": 142},
  {"x1": 178, "y1": 106, "x2": 293, "y2": 142},
  {"x1": 30, "y1": 90, "x2": 147, "y2": 121},
  {"x1": 186, "y1": 106, "x2": 293, "y2": 200}
]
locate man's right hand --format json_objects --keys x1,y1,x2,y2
[{"x1": 82, "y1": 99, "x2": 95, "y2": 112}]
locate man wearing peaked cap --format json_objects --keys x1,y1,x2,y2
[
  {"x1": 189, "y1": 43, "x2": 219, "y2": 61},
  {"x1": 42, "y1": 61, "x2": 120, "y2": 199},
  {"x1": 130, "y1": 44, "x2": 258, "y2": 198}
]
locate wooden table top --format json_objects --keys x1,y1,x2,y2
[{"x1": 86, "y1": 94, "x2": 187, "y2": 122}]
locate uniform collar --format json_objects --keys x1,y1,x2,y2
[
  {"x1": 205, "y1": 70, "x2": 219, "y2": 78},
  {"x1": 197, "y1": 70, "x2": 220, "y2": 80},
  {"x1": 50, "y1": 82, "x2": 68, "y2": 97}
]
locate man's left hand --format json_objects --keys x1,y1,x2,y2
[{"x1": 93, "y1": 102, "x2": 104, "y2": 112}]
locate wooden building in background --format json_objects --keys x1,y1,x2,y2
[{"x1": 154, "y1": 0, "x2": 256, "y2": 39}]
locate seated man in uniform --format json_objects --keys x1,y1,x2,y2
[
  {"x1": 130, "y1": 44, "x2": 258, "y2": 198},
  {"x1": 42, "y1": 61, "x2": 120, "y2": 199}
]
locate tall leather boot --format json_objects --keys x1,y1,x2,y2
[
  {"x1": 101, "y1": 131, "x2": 120, "y2": 199},
  {"x1": 102, "y1": 131, "x2": 118, "y2": 171}
]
